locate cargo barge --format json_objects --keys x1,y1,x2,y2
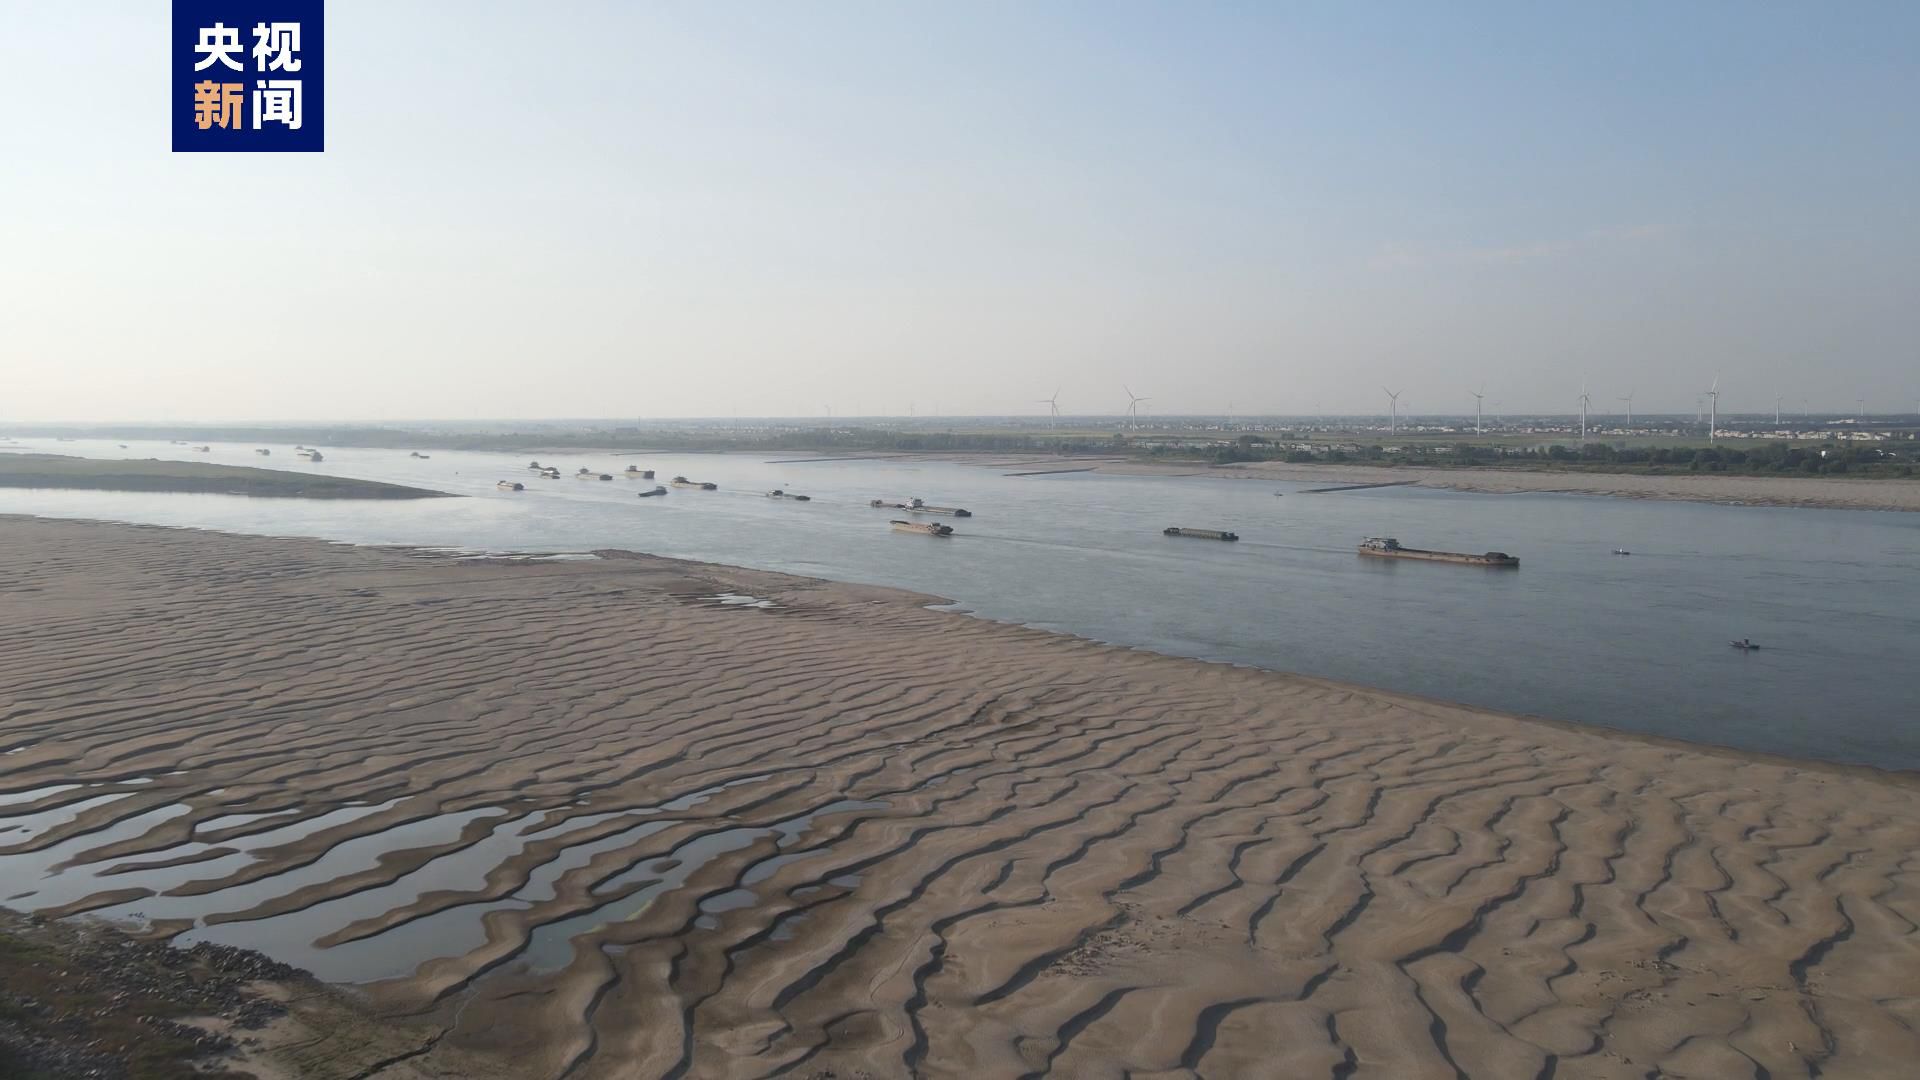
[
  {"x1": 767, "y1": 489, "x2": 812, "y2": 501},
  {"x1": 891, "y1": 519, "x2": 953, "y2": 537},
  {"x1": 1164, "y1": 527, "x2": 1239, "y2": 541},
  {"x1": 624, "y1": 466, "x2": 655, "y2": 479},
  {"x1": 1358, "y1": 537, "x2": 1518, "y2": 567},
  {"x1": 671, "y1": 476, "x2": 719, "y2": 490},
  {"x1": 870, "y1": 497, "x2": 971, "y2": 517}
]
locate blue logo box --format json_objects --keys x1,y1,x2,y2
[{"x1": 172, "y1": 0, "x2": 324, "y2": 152}]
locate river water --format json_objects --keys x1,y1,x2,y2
[{"x1": 5, "y1": 438, "x2": 1917, "y2": 770}]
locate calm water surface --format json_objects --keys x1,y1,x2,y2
[{"x1": 5, "y1": 439, "x2": 1917, "y2": 769}]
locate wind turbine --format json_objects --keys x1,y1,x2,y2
[
  {"x1": 1774, "y1": 394, "x2": 1782, "y2": 426},
  {"x1": 1470, "y1": 383, "x2": 1486, "y2": 434},
  {"x1": 1579, "y1": 381, "x2": 1591, "y2": 441},
  {"x1": 1617, "y1": 388, "x2": 1634, "y2": 426},
  {"x1": 1037, "y1": 388, "x2": 1061, "y2": 429},
  {"x1": 1705, "y1": 376, "x2": 1720, "y2": 443},
  {"x1": 1124, "y1": 385, "x2": 1149, "y2": 423},
  {"x1": 1382, "y1": 387, "x2": 1401, "y2": 434}
]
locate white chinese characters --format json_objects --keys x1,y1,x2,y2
[
  {"x1": 252, "y1": 22, "x2": 302, "y2": 72},
  {"x1": 192, "y1": 23, "x2": 244, "y2": 71},
  {"x1": 254, "y1": 81, "x2": 303, "y2": 130}
]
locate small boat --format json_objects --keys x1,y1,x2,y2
[
  {"x1": 117, "y1": 444, "x2": 127, "y2": 449},
  {"x1": 410, "y1": 451, "x2": 431, "y2": 459},
  {"x1": 767, "y1": 489, "x2": 812, "y2": 501},
  {"x1": 624, "y1": 466, "x2": 655, "y2": 479},
  {"x1": 1164, "y1": 527, "x2": 1239, "y2": 542},
  {"x1": 307, "y1": 451, "x2": 324, "y2": 462},
  {"x1": 540, "y1": 468, "x2": 561, "y2": 479},
  {"x1": 892, "y1": 520, "x2": 953, "y2": 537},
  {"x1": 254, "y1": 448, "x2": 271, "y2": 456},
  {"x1": 496, "y1": 480, "x2": 524, "y2": 491},
  {"x1": 527, "y1": 460, "x2": 544, "y2": 470},
  {"x1": 295, "y1": 447, "x2": 318, "y2": 459},
  {"x1": 192, "y1": 445, "x2": 211, "y2": 452},
  {"x1": 670, "y1": 476, "x2": 718, "y2": 490},
  {"x1": 870, "y1": 497, "x2": 969, "y2": 517},
  {"x1": 1730, "y1": 639, "x2": 1761, "y2": 651},
  {"x1": 636, "y1": 485, "x2": 668, "y2": 498},
  {"x1": 1612, "y1": 548, "x2": 1632, "y2": 556}
]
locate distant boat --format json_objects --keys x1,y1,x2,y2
[
  {"x1": 575, "y1": 467, "x2": 612, "y2": 481},
  {"x1": 527, "y1": 460, "x2": 544, "y2": 470},
  {"x1": 1164, "y1": 527, "x2": 1239, "y2": 542},
  {"x1": 192, "y1": 445, "x2": 210, "y2": 452},
  {"x1": 636, "y1": 485, "x2": 668, "y2": 498},
  {"x1": 1612, "y1": 548, "x2": 1632, "y2": 556},
  {"x1": 410, "y1": 451, "x2": 431, "y2": 459},
  {"x1": 254, "y1": 448, "x2": 271, "y2": 456},
  {"x1": 870, "y1": 497, "x2": 970, "y2": 517},
  {"x1": 670, "y1": 476, "x2": 718, "y2": 490},
  {"x1": 624, "y1": 466, "x2": 655, "y2": 479},
  {"x1": 1730, "y1": 639, "x2": 1761, "y2": 651},
  {"x1": 496, "y1": 480, "x2": 524, "y2": 491},
  {"x1": 892, "y1": 519, "x2": 953, "y2": 537},
  {"x1": 766, "y1": 489, "x2": 812, "y2": 501}
]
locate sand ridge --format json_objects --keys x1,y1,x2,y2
[{"x1": 1, "y1": 516, "x2": 1917, "y2": 1078}]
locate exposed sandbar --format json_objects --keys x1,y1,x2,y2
[
  {"x1": 1, "y1": 516, "x2": 1916, "y2": 1079},
  {"x1": 0, "y1": 453, "x2": 450, "y2": 499}
]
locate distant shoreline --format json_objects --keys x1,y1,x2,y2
[
  {"x1": 0, "y1": 453, "x2": 451, "y2": 500},
  {"x1": 528, "y1": 447, "x2": 1920, "y2": 513}
]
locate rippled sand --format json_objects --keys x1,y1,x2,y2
[{"x1": 2, "y1": 516, "x2": 1917, "y2": 1079}]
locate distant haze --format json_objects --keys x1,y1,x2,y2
[{"x1": 2, "y1": 2, "x2": 1916, "y2": 423}]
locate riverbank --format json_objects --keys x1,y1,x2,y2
[
  {"x1": 0, "y1": 906, "x2": 480, "y2": 1080},
  {"x1": 915, "y1": 454, "x2": 1920, "y2": 511},
  {"x1": 3, "y1": 516, "x2": 1917, "y2": 1078},
  {"x1": 0, "y1": 454, "x2": 450, "y2": 499},
  {"x1": 524, "y1": 448, "x2": 1920, "y2": 512}
]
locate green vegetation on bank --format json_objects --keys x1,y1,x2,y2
[
  {"x1": 0, "y1": 909, "x2": 290, "y2": 1079},
  {"x1": 0, "y1": 455, "x2": 450, "y2": 499}
]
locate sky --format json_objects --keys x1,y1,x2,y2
[{"x1": 1, "y1": 1, "x2": 1916, "y2": 422}]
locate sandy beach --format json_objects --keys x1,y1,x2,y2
[{"x1": 2, "y1": 515, "x2": 1918, "y2": 1078}]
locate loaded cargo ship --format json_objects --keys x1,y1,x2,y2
[
  {"x1": 1164, "y1": 527, "x2": 1238, "y2": 541},
  {"x1": 870, "y1": 497, "x2": 971, "y2": 517},
  {"x1": 891, "y1": 519, "x2": 953, "y2": 536},
  {"x1": 1358, "y1": 537, "x2": 1518, "y2": 567},
  {"x1": 671, "y1": 476, "x2": 719, "y2": 490}
]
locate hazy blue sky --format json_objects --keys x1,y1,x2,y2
[{"x1": 2, "y1": 2, "x2": 1915, "y2": 421}]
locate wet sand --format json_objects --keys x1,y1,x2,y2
[
  {"x1": 2, "y1": 515, "x2": 1917, "y2": 1078},
  {"x1": 947, "y1": 456, "x2": 1920, "y2": 512}
]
